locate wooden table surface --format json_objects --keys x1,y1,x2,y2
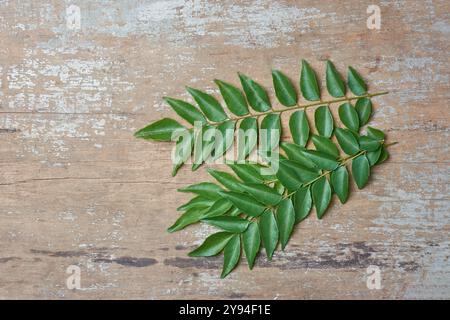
[{"x1": 0, "y1": 0, "x2": 449, "y2": 299}]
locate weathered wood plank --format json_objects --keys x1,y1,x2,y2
[{"x1": 0, "y1": 0, "x2": 449, "y2": 299}]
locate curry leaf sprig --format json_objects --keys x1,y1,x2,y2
[
  {"x1": 170, "y1": 122, "x2": 394, "y2": 278},
  {"x1": 134, "y1": 60, "x2": 388, "y2": 175},
  {"x1": 134, "y1": 59, "x2": 394, "y2": 278}
]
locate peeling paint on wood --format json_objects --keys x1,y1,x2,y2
[{"x1": 0, "y1": 0, "x2": 449, "y2": 299}]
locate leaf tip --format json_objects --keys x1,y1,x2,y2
[
  {"x1": 348, "y1": 66, "x2": 358, "y2": 75},
  {"x1": 171, "y1": 166, "x2": 179, "y2": 177},
  {"x1": 133, "y1": 130, "x2": 143, "y2": 138},
  {"x1": 237, "y1": 71, "x2": 247, "y2": 80},
  {"x1": 162, "y1": 96, "x2": 175, "y2": 106},
  {"x1": 326, "y1": 60, "x2": 334, "y2": 68}
]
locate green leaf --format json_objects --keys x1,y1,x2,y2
[
  {"x1": 276, "y1": 198, "x2": 295, "y2": 249},
  {"x1": 338, "y1": 102, "x2": 360, "y2": 132},
  {"x1": 237, "y1": 117, "x2": 258, "y2": 160},
  {"x1": 210, "y1": 120, "x2": 235, "y2": 161},
  {"x1": 335, "y1": 128, "x2": 360, "y2": 155},
  {"x1": 314, "y1": 105, "x2": 334, "y2": 138},
  {"x1": 260, "y1": 114, "x2": 281, "y2": 151},
  {"x1": 134, "y1": 118, "x2": 185, "y2": 141},
  {"x1": 202, "y1": 216, "x2": 250, "y2": 233},
  {"x1": 178, "y1": 182, "x2": 223, "y2": 200},
  {"x1": 355, "y1": 98, "x2": 372, "y2": 126},
  {"x1": 289, "y1": 110, "x2": 310, "y2": 147},
  {"x1": 186, "y1": 87, "x2": 228, "y2": 122},
  {"x1": 311, "y1": 135, "x2": 340, "y2": 157},
  {"x1": 326, "y1": 60, "x2": 345, "y2": 97},
  {"x1": 312, "y1": 176, "x2": 332, "y2": 219},
  {"x1": 167, "y1": 207, "x2": 208, "y2": 233},
  {"x1": 301, "y1": 150, "x2": 339, "y2": 171},
  {"x1": 293, "y1": 187, "x2": 312, "y2": 223},
  {"x1": 214, "y1": 79, "x2": 249, "y2": 116},
  {"x1": 228, "y1": 163, "x2": 264, "y2": 184},
  {"x1": 188, "y1": 232, "x2": 234, "y2": 257},
  {"x1": 242, "y1": 222, "x2": 260, "y2": 269},
  {"x1": 377, "y1": 146, "x2": 389, "y2": 164},
  {"x1": 172, "y1": 130, "x2": 193, "y2": 176},
  {"x1": 280, "y1": 142, "x2": 317, "y2": 169},
  {"x1": 238, "y1": 73, "x2": 271, "y2": 112},
  {"x1": 272, "y1": 70, "x2": 297, "y2": 107},
  {"x1": 279, "y1": 159, "x2": 320, "y2": 183},
  {"x1": 352, "y1": 155, "x2": 370, "y2": 189},
  {"x1": 348, "y1": 66, "x2": 367, "y2": 96},
  {"x1": 330, "y1": 166, "x2": 349, "y2": 204},
  {"x1": 276, "y1": 161, "x2": 303, "y2": 191},
  {"x1": 219, "y1": 191, "x2": 266, "y2": 217},
  {"x1": 221, "y1": 234, "x2": 241, "y2": 278},
  {"x1": 191, "y1": 125, "x2": 216, "y2": 170},
  {"x1": 300, "y1": 60, "x2": 320, "y2": 101},
  {"x1": 177, "y1": 196, "x2": 214, "y2": 211},
  {"x1": 358, "y1": 136, "x2": 381, "y2": 151},
  {"x1": 207, "y1": 169, "x2": 242, "y2": 192},
  {"x1": 240, "y1": 183, "x2": 282, "y2": 206},
  {"x1": 259, "y1": 211, "x2": 279, "y2": 260},
  {"x1": 367, "y1": 147, "x2": 382, "y2": 166},
  {"x1": 202, "y1": 198, "x2": 233, "y2": 218},
  {"x1": 366, "y1": 126, "x2": 385, "y2": 140},
  {"x1": 163, "y1": 97, "x2": 206, "y2": 125}
]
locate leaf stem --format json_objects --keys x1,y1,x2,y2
[
  {"x1": 281, "y1": 140, "x2": 396, "y2": 200},
  {"x1": 209, "y1": 91, "x2": 389, "y2": 126},
  {"x1": 241, "y1": 140, "x2": 395, "y2": 234},
  {"x1": 384, "y1": 141, "x2": 398, "y2": 148},
  {"x1": 281, "y1": 150, "x2": 366, "y2": 200}
]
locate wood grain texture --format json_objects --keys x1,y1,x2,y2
[{"x1": 0, "y1": 0, "x2": 449, "y2": 299}]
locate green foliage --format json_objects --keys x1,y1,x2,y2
[
  {"x1": 135, "y1": 60, "x2": 387, "y2": 174},
  {"x1": 169, "y1": 124, "x2": 392, "y2": 276},
  {"x1": 315, "y1": 105, "x2": 334, "y2": 138},
  {"x1": 338, "y1": 102, "x2": 360, "y2": 132},
  {"x1": 300, "y1": 59, "x2": 320, "y2": 101},
  {"x1": 272, "y1": 70, "x2": 297, "y2": 107},
  {"x1": 259, "y1": 210, "x2": 279, "y2": 260},
  {"x1": 326, "y1": 60, "x2": 346, "y2": 98},
  {"x1": 289, "y1": 110, "x2": 309, "y2": 147},
  {"x1": 135, "y1": 59, "x2": 394, "y2": 278},
  {"x1": 242, "y1": 222, "x2": 260, "y2": 269}
]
